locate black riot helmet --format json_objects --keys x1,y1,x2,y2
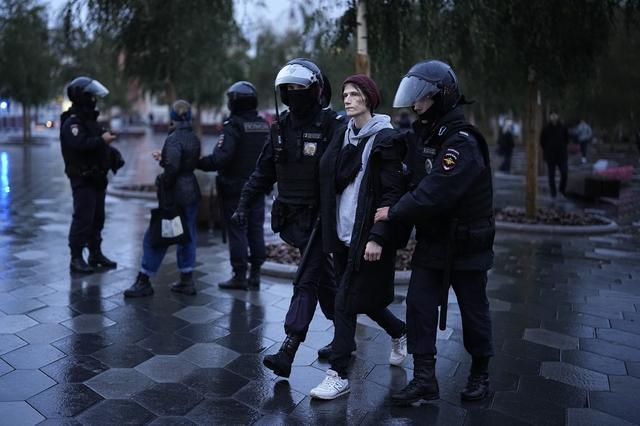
[
  {"x1": 66, "y1": 76, "x2": 109, "y2": 109},
  {"x1": 275, "y1": 58, "x2": 331, "y2": 109},
  {"x1": 226, "y1": 81, "x2": 258, "y2": 113},
  {"x1": 393, "y1": 60, "x2": 461, "y2": 113}
]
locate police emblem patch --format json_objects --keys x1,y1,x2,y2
[
  {"x1": 303, "y1": 141, "x2": 317, "y2": 156},
  {"x1": 442, "y1": 148, "x2": 459, "y2": 171},
  {"x1": 71, "y1": 124, "x2": 79, "y2": 136}
]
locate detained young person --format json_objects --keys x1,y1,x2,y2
[{"x1": 310, "y1": 75, "x2": 408, "y2": 400}]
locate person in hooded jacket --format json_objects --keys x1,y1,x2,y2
[
  {"x1": 375, "y1": 60, "x2": 495, "y2": 405},
  {"x1": 124, "y1": 100, "x2": 201, "y2": 297},
  {"x1": 309, "y1": 75, "x2": 408, "y2": 400},
  {"x1": 60, "y1": 76, "x2": 122, "y2": 274},
  {"x1": 198, "y1": 81, "x2": 269, "y2": 291}
]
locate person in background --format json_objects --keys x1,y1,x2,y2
[
  {"x1": 540, "y1": 111, "x2": 570, "y2": 198},
  {"x1": 575, "y1": 118, "x2": 593, "y2": 164},
  {"x1": 497, "y1": 119, "x2": 515, "y2": 173},
  {"x1": 124, "y1": 100, "x2": 201, "y2": 298}
]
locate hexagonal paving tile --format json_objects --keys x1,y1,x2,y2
[
  {"x1": 172, "y1": 306, "x2": 224, "y2": 324},
  {"x1": 16, "y1": 323, "x2": 74, "y2": 344},
  {"x1": 181, "y1": 368, "x2": 249, "y2": 398},
  {"x1": 77, "y1": 399, "x2": 155, "y2": 425},
  {"x1": 540, "y1": 361, "x2": 610, "y2": 391},
  {"x1": 91, "y1": 343, "x2": 153, "y2": 368},
  {"x1": 85, "y1": 368, "x2": 154, "y2": 399},
  {"x1": 133, "y1": 383, "x2": 203, "y2": 416},
  {"x1": 0, "y1": 315, "x2": 38, "y2": 334},
  {"x1": 61, "y1": 314, "x2": 115, "y2": 334},
  {"x1": 0, "y1": 369, "x2": 56, "y2": 401},
  {"x1": 135, "y1": 355, "x2": 199, "y2": 383},
  {"x1": 1, "y1": 344, "x2": 66, "y2": 369},
  {"x1": 27, "y1": 383, "x2": 103, "y2": 418},
  {"x1": 178, "y1": 343, "x2": 240, "y2": 368},
  {"x1": 523, "y1": 328, "x2": 579, "y2": 350},
  {"x1": 0, "y1": 401, "x2": 45, "y2": 426}
]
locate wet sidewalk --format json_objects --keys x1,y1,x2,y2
[{"x1": 0, "y1": 133, "x2": 639, "y2": 425}]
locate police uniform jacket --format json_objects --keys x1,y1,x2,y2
[
  {"x1": 198, "y1": 110, "x2": 269, "y2": 197},
  {"x1": 60, "y1": 106, "x2": 113, "y2": 189},
  {"x1": 156, "y1": 121, "x2": 201, "y2": 207},
  {"x1": 239, "y1": 105, "x2": 342, "y2": 247},
  {"x1": 388, "y1": 107, "x2": 495, "y2": 271},
  {"x1": 319, "y1": 125, "x2": 407, "y2": 313}
]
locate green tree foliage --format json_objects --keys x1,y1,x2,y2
[
  {"x1": 78, "y1": 0, "x2": 244, "y2": 108},
  {"x1": 0, "y1": 0, "x2": 58, "y2": 142}
]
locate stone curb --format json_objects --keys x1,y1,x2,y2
[
  {"x1": 262, "y1": 260, "x2": 411, "y2": 285},
  {"x1": 108, "y1": 187, "x2": 156, "y2": 200},
  {"x1": 496, "y1": 215, "x2": 619, "y2": 235}
]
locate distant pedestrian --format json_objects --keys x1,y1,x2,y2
[
  {"x1": 540, "y1": 112, "x2": 569, "y2": 198},
  {"x1": 575, "y1": 119, "x2": 593, "y2": 164},
  {"x1": 497, "y1": 119, "x2": 515, "y2": 173},
  {"x1": 124, "y1": 100, "x2": 201, "y2": 298}
]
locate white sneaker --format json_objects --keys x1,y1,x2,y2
[
  {"x1": 389, "y1": 334, "x2": 408, "y2": 366},
  {"x1": 310, "y1": 369, "x2": 350, "y2": 400}
]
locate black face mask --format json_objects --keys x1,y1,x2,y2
[{"x1": 287, "y1": 87, "x2": 316, "y2": 116}]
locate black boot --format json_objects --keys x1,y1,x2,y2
[
  {"x1": 218, "y1": 268, "x2": 248, "y2": 290},
  {"x1": 88, "y1": 245, "x2": 117, "y2": 269},
  {"x1": 124, "y1": 272, "x2": 154, "y2": 298},
  {"x1": 317, "y1": 340, "x2": 356, "y2": 359},
  {"x1": 391, "y1": 355, "x2": 439, "y2": 406},
  {"x1": 263, "y1": 334, "x2": 302, "y2": 378},
  {"x1": 70, "y1": 247, "x2": 94, "y2": 274},
  {"x1": 171, "y1": 272, "x2": 197, "y2": 295},
  {"x1": 461, "y1": 356, "x2": 490, "y2": 401},
  {"x1": 248, "y1": 264, "x2": 261, "y2": 290}
]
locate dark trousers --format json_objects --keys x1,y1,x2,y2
[
  {"x1": 68, "y1": 180, "x2": 106, "y2": 251},
  {"x1": 546, "y1": 159, "x2": 568, "y2": 197},
  {"x1": 221, "y1": 195, "x2": 266, "y2": 271},
  {"x1": 284, "y1": 232, "x2": 336, "y2": 340},
  {"x1": 499, "y1": 152, "x2": 512, "y2": 173},
  {"x1": 330, "y1": 244, "x2": 405, "y2": 377},
  {"x1": 579, "y1": 141, "x2": 588, "y2": 158},
  {"x1": 407, "y1": 266, "x2": 493, "y2": 357}
]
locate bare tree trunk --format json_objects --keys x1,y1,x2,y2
[
  {"x1": 524, "y1": 68, "x2": 541, "y2": 217},
  {"x1": 22, "y1": 105, "x2": 31, "y2": 143},
  {"x1": 356, "y1": 0, "x2": 370, "y2": 76}
]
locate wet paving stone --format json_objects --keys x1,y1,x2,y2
[
  {"x1": 133, "y1": 383, "x2": 203, "y2": 416},
  {"x1": 51, "y1": 332, "x2": 113, "y2": 356},
  {"x1": 85, "y1": 368, "x2": 154, "y2": 399},
  {"x1": 0, "y1": 334, "x2": 27, "y2": 355},
  {"x1": 0, "y1": 401, "x2": 45, "y2": 426},
  {"x1": 60, "y1": 314, "x2": 115, "y2": 334},
  {"x1": 137, "y1": 333, "x2": 194, "y2": 355},
  {"x1": 561, "y1": 349, "x2": 627, "y2": 375},
  {"x1": 27, "y1": 383, "x2": 103, "y2": 418},
  {"x1": 579, "y1": 338, "x2": 640, "y2": 361},
  {"x1": 215, "y1": 331, "x2": 275, "y2": 354},
  {"x1": 135, "y1": 355, "x2": 199, "y2": 383},
  {"x1": 186, "y1": 398, "x2": 261, "y2": 425},
  {"x1": 40, "y1": 355, "x2": 109, "y2": 383},
  {"x1": 16, "y1": 323, "x2": 74, "y2": 344},
  {"x1": 77, "y1": 399, "x2": 156, "y2": 425},
  {"x1": 0, "y1": 314, "x2": 38, "y2": 334},
  {"x1": 0, "y1": 369, "x2": 56, "y2": 400},
  {"x1": 233, "y1": 379, "x2": 305, "y2": 414},
  {"x1": 175, "y1": 323, "x2": 230, "y2": 343},
  {"x1": 590, "y1": 392, "x2": 640, "y2": 424},
  {"x1": 1, "y1": 343, "x2": 66, "y2": 369},
  {"x1": 91, "y1": 343, "x2": 153, "y2": 368},
  {"x1": 540, "y1": 361, "x2": 609, "y2": 391},
  {"x1": 182, "y1": 368, "x2": 249, "y2": 398},
  {"x1": 178, "y1": 343, "x2": 240, "y2": 368},
  {"x1": 493, "y1": 391, "x2": 565, "y2": 426},
  {"x1": 567, "y1": 407, "x2": 636, "y2": 426},
  {"x1": 148, "y1": 416, "x2": 198, "y2": 426}
]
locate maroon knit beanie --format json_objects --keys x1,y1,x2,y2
[{"x1": 342, "y1": 74, "x2": 380, "y2": 112}]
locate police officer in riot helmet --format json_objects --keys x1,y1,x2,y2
[
  {"x1": 232, "y1": 58, "x2": 342, "y2": 378},
  {"x1": 375, "y1": 60, "x2": 495, "y2": 404},
  {"x1": 198, "y1": 81, "x2": 269, "y2": 290},
  {"x1": 60, "y1": 76, "x2": 124, "y2": 273}
]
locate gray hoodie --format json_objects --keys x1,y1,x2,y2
[{"x1": 337, "y1": 114, "x2": 394, "y2": 245}]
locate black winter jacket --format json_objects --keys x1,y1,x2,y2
[
  {"x1": 156, "y1": 121, "x2": 201, "y2": 207},
  {"x1": 319, "y1": 125, "x2": 407, "y2": 313}
]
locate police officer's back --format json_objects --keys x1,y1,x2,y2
[
  {"x1": 198, "y1": 81, "x2": 269, "y2": 290},
  {"x1": 377, "y1": 60, "x2": 495, "y2": 405},
  {"x1": 60, "y1": 76, "x2": 122, "y2": 273}
]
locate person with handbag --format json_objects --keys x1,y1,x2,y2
[
  {"x1": 310, "y1": 75, "x2": 407, "y2": 400},
  {"x1": 124, "y1": 100, "x2": 201, "y2": 298}
]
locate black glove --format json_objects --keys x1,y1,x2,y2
[{"x1": 230, "y1": 207, "x2": 247, "y2": 227}]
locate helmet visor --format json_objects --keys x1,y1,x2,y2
[
  {"x1": 392, "y1": 75, "x2": 439, "y2": 108},
  {"x1": 85, "y1": 80, "x2": 109, "y2": 98},
  {"x1": 275, "y1": 64, "x2": 318, "y2": 88}
]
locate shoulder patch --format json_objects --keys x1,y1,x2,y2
[
  {"x1": 70, "y1": 124, "x2": 80, "y2": 137},
  {"x1": 442, "y1": 148, "x2": 459, "y2": 171},
  {"x1": 243, "y1": 121, "x2": 270, "y2": 133}
]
